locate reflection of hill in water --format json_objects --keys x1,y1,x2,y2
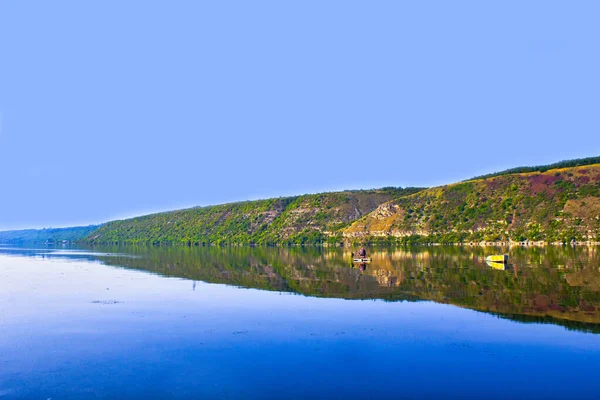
[{"x1": 18, "y1": 245, "x2": 600, "y2": 333}]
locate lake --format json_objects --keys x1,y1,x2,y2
[{"x1": 1, "y1": 245, "x2": 600, "y2": 399}]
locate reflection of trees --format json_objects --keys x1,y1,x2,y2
[{"x1": 39, "y1": 245, "x2": 600, "y2": 333}]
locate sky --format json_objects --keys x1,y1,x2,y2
[{"x1": 0, "y1": 1, "x2": 599, "y2": 230}]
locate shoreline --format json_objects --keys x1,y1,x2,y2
[{"x1": 2, "y1": 241, "x2": 600, "y2": 248}]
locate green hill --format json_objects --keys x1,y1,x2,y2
[
  {"x1": 86, "y1": 188, "x2": 422, "y2": 245},
  {"x1": 3, "y1": 157, "x2": 599, "y2": 246},
  {"x1": 345, "y1": 164, "x2": 600, "y2": 245}
]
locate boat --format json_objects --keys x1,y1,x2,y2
[
  {"x1": 353, "y1": 258, "x2": 372, "y2": 263},
  {"x1": 486, "y1": 260, "x2": 506, "y2": 270},
  {"x1": 486, "y1": 254, "x2": 508, "y2": 263}
]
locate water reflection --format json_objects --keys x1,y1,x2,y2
[{"x1": 2, "y1": 245, "x2": 600, "y2": 333}]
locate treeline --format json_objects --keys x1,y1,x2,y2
[{"x1": 469, "y1": 156, "x2": 600, "y2": 181}]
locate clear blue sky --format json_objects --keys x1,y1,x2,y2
[{"x1": 0, "y1": 1, "x2": 599, "y2": 230}]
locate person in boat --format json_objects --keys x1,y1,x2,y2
[{"x1": 359, "y1": 247, "x2": 367, "y2": 258}]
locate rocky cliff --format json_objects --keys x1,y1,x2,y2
[{"x1": 344, "y1": 164, "x2": 600, "y2": 244}]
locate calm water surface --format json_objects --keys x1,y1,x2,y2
[{"x1": 1, "y1": 245, "x2": 600, "y2": 399}]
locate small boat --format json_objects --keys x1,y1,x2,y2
[
  {"x1": 353, "y1": 258, "x2": 372, "y2": 263},
  {"x1": 486, "y1": 260, "x2": 506, "y2": 270},
  {"x1": 486, "y1": 254, "x2": 508, "y2": 263}
]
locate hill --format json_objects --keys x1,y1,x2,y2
[
  {"x1": 86, "y1": 188, "x2": 423, "y2": 245},
  {"x1": 2, "y1": 157, "x2": 599, "y2": 246},
  {"x1": 0, "y1": 226, "x2": 99, "y2": 244},
  {"x1": 344, "y1": 164, "x2": 600, "y2": 244}
]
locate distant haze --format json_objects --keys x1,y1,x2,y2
[{"x1": 0, "y1": 1, "x2": 599, "y2": 230}]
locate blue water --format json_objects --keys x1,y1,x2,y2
[{"x1": 1, "y1": 246, "x2": 600, "y2": 399}]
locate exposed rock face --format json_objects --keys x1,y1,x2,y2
[{"x1": 344, "y1": 164, "x2": 600, "y2": 243}]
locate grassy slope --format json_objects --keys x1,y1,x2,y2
[
  {"x1": 0, "y1": 226, "x2": 99, "y2": 244},
  {"x1": 345, "y1": 164, "x2": 600, "y2": 244},
  {"x1": 86, "y1": 188, "x2": 423, "y2": 245}
]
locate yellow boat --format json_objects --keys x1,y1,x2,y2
[
  {"x1": 486, "y1": 255, "x2": 508, "y2": 263},
  {"x1": 486, "y1": 260, "x2": 506, "y2": 270}
]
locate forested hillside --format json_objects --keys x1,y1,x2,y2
[
  {"x1": 86, "y1": 188, "x2": 422, "y2": 245},
  {"x1": 3, "y1": 158, "x2": 599, "y2": 246},
  {"x1": 345, "y1": 164, "x2": 600, "y2": 244}
]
